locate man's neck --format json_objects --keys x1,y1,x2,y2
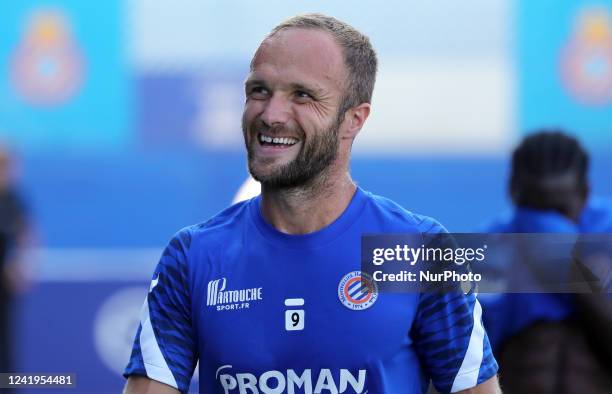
[{"x1": 259, "y1": 172, "x2": 357, "y2": 235}]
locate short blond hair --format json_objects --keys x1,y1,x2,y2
[{"x1": 259, "y1": 13, "x2": 378, "y2": 114}]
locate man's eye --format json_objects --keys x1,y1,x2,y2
[
  {"x1": 294, "y1": 91, "x2": 313, "y2": 101},
  {"x1": 249, "y1": 87, "x2": 269, "y2": 99}
]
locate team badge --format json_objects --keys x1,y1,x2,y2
[
  {"x1": 10, "y1": 9, "x2": 85, "y2": 106},
  {"x1": 338, "y1": 271, "x2": 378, "y2": 310},
  {"x1": 560, "y1": 7, "x2": 612, "y2": 105}
]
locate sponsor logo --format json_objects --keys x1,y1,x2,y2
[
  {"x1": 338, "y1": 271, "x2": 378, "y2": 311},
  {"x1": 216, "y1": 365, "x2": 367, "y2": 394},
  {"x1": 207, "y1": 278, "x2": 263, "y2": 311}
]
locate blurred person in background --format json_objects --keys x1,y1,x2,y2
[
  {"x1": 0, "y1": 144, "x2": 29, "y2": 375},
  {"x1": 481, "y1": 130, "x2": 612, "y2": 393}
]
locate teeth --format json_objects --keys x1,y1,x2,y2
[{"x1": 259, "y1": 134, "x2": 298, "y2": 145}]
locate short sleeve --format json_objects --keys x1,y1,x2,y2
[
  {"x1": 410, "y1": 291, "x2": 498, "y2": 393},
  {"x1": 411, "y1": 215, "x2": 498, "y2": 392},
  {"x1": 124, "y1": 229, "x2": 197, "y2": 393}
]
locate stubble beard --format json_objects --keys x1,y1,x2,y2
[{"x1": 243, "y1": 113, "x2": 343, "y2": 190}]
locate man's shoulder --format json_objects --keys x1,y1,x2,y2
[
  {"x1": 479, "y1": 211, "x2": 515, "y2": 233},
  {"x1": 177, "y1": 198, "x2": 253, "y2": 247},
  {"x1": 581, "y1": 196, "x2": 612, "y2": 232},
  {"x1": 363, "y1": 190, "x2": 448, "y2": 235}
]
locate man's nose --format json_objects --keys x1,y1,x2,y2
[{"x1": 260, "y1": 94, "x2": 291, "y2": 126}]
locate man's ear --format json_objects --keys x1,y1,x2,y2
[
  {"x1": 569, "y1": 183, "x2": 590, "y2": 222},
  {"x1": 582, "y1": 183, "x2": 591, "y2": 203},
  {"x1": 341, "y1": 103, "x2": 371, "y2": 140}
]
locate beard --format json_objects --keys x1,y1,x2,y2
[{"x1": 242, "y1": 112, "x2": 342, "y2": 189}]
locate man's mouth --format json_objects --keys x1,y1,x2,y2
[{"x1": 258, "y1": 133, "x2": 299, "y2": 147}]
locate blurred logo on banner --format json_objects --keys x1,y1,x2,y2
[
  {"x1": 0, "y1": 1, "x2": 130, "y2": 150},
  {"x1": 93, "y1": 285, "x2": 200, "y2": 382},
  {"x1": 10, "y1": 8, "x2": 85, "y2": 106},
  {"x1": 192, "y1": 79, "x2": 244, "y2": 149},
  {"x1": 520, "y1": 1, "x2": 612, "y2": 149},
  {"x1": 136, "y1": 70, "x2": 244, "y2": 150},
  {"x1": 94, "y1": 287, "x2": 146, "y2": 376},
  {"x1": 561, "y1": 6, "x2": 612, "y2": 105}
]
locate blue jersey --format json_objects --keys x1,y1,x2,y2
[
  {"x1": 479, "y1": 198, "x2": 612, "y2": 351},
  {"x1": 125, "y1": 187, "x2": 498, "y2": 393}
]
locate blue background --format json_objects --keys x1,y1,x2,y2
[{"x1": 0, "y1": 0, "x2": 610, "y2": 393}]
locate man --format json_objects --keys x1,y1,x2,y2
[
  {"x1": 124, "y1": 14, "x2": 500, "y2": 394},
  {"x1": 0, "y1": 145, "x2": 29, "y2": 377},
  {"x1": 481, "y1": 130, "x2": 612, "y2": 393}
]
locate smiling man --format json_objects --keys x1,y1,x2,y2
[{"x1": 124, "y1": 14, "x2": 500, "y2": 394}]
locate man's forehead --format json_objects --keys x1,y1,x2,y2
[
  {"x1": 257, "y1": 28, "x2": 341, "y2": 55},
  {"x1": 250, "y1": 28, "x2": 346, "y2": 89}
]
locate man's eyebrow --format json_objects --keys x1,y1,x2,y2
[{"x1": 245, "y1": 79, "x2": 267, "y2": 87}]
